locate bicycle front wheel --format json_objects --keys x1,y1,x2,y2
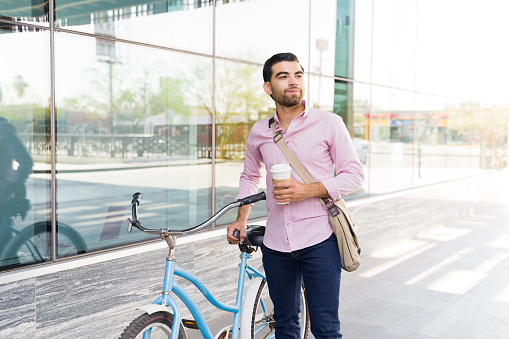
[
  {"x1": 119, "y1": 312, "x2": 187, "y2": 339},
  {"x1": 251, "y1": 279, "x2": 309, "y2": 339}
]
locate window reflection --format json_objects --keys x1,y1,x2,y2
[
  {"x1": 309, "y1": 76, "x2": 367, "y2": 199},
  {"x1": 412, "y1": 94, "x2": 447, "y2": 186},
  {"x1": 0, "y1": 1, "x2": 49, "y2": 25},
  {"x1": 0, "y1": 0, "x2": 506, "y2": 271},
  {"x1": 0, "y1": 26, "x2": 51, "y2": 270},
  {"x1": 54, "y1": 32, "x2": 213, "y2": 252},
  {"x1": 352, "y1": 0, "x2": 372, "y2": 82},
  {"x1": 369, "y1": 86, "x2": 414, "y2": 194},
  {"x1": 215, "y1": 0, "x2": 309, "y2": 65},
  {"x1": 415, "y1": 0, "x2": 450, "y2": 95},
  {"x1": 214, "y1": 60, "x2": 270, "y2": 221},
  {"x1": 371, "y1": 0, "x2": 417, "y2": 89},
  {"x1": 446, "y1": 100, "x2": 476, "y2": 180},
  {"x1": 352, "y1": 82, "x2": 370, "y2": 193},
  {"x1": 54, "y1": 0, "x2": 213, "y2": 54},
  {"x1": 330, "y1": 0, "x2": 354, "y2": 79},
  {"x1": 310, "y1": 0, "x2": 338, "y2": 78}
]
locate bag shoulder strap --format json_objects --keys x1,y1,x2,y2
[
  {"x1": 269, "y1": 118, "x2": 341, "y2": 218},
  {"x1": 269, "y1": 118, "x2": 315, "y2": 184}
]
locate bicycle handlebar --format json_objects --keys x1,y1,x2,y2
[
  {"x1": 127, "y1": 191, "x2": 266, "y2": 237},
  {"x1": 131, "y1": 192, "x2": 142, "y2": 206},
  {"x1": 237, "y1": 192, "x2": 266, "y2": 206}
]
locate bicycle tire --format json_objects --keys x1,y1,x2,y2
[
  {"x1": 251, "y1": 278, "x2": 309, "y2": 339},
  {"x1": 119, "y1": 312, "x2": 187, "y2": 339},
  {"x1": 2, "y1": 221, "x2": 87, "y2": 266}
]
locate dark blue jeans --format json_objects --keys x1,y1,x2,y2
[{"x1": 262, "y1": 234, "x2": 342, "y2": 339}]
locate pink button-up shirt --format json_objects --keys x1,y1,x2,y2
[{"x1": 237, "y1": 103, "x2": 364, "y2": 252}]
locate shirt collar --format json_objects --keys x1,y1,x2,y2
[{"x1": 272, "y1": 100, "x2": 308, "y2": 130}]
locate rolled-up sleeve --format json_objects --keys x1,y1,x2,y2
[
  {"x1": 321, "y1": 116, "x2": 364, "y2": 201},
  {"x1": 236, "y1": 129, "x2": 264, "y2": 200}
]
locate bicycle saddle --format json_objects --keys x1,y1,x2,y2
[{"x1": 244, "y1": 225, "x2": 265, "y2": 247}]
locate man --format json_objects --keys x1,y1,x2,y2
[
  {"x1": 227, "y1": 53, "x2": 364, "y2": 338},
  {"x1": 0, "y1": 114, "x2": 33, "y2": 255},
  {"x1": 0, "y1": 92, "x2": 33, "y2": 203}
]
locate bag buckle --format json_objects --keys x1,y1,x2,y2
[
  {"x1": 273, "y1": 131, "x2": 283, "y2": 144},
  {"x1": 325, "y1": 199, "x2": 340, "y2": 217}
]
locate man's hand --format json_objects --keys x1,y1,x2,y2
[
  {"x1": 273, "y1": 180, "x2": 329, "y2": 204},
  {"x1": 226, "y1": 204, "x2": 251, "y2": 244},
  {"x1": 227, "y1": 220, "x2": 246, "y2": 244}
]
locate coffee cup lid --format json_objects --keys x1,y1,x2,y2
[{"x1": 270, "y1": 163, "x2": 291, "y2": 173}]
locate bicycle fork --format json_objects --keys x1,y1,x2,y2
[{"x1": 147, "y1": 236, "x2": 257, "y2": 339}]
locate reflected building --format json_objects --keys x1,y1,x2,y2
[{"x1": 0, "y1": 0, "x2": 508, "y2": 336}]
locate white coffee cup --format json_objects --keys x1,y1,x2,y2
[{"x1": 270, "y1": 163, "x2": 292, "y2": 205}]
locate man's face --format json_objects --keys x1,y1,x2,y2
[{"x1": 264, "y1": 61, "x2": 305, "y2": 108}]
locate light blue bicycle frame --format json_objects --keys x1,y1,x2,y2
[{"x1": 146, "y1": 251, "x2": 267, "y2": 339}]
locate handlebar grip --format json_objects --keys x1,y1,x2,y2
[
  {"x1": 132, "y1": 192, "x2": 142, "y2": 205},
  {"x1": 238, "y1": 192, "x2": 266, "y2": 207},
  {"x1": 232, "y1": 229, "x2": 240, "y2": 240}
]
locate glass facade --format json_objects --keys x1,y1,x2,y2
[{"x1": 0, "y1": 0, "x2": 507, "y2": 271}]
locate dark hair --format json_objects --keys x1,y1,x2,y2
[{"x1": 263, "y1": 53, "x2": 304, "y2": 82}]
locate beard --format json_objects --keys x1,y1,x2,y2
[{"x1": 272, "y1": 88, "x2": 303, "y2": 108}]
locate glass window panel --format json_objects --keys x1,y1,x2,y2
[
  {"x1": 371, "y1": 0, "x2": 417, "y2": 89},
  {"x1": 215, "y1": 0, "x2": 309, "y2": 66},
  {"x1": 415, "y1": 0, "x2": 450, "y2": 95},
  {"x1": 352, "y1": 82, "x2": 370, "y2": 196},
  {"x1": 0, "y1": 27, "x2": 51, "y2": 270},
  {"x1": 369, "y1": 86, "x2": 414, "y2": 194},
  {"x1": 0, "y1": 1, "x2": 49, "y2": 26},
  {"x1": 214, "y1": 60, "x2": 271, "y2": 222},
  {"x1": 476, "y1": 105, "x2": 509, "y2": 171},
  {"x1": 445, "y1": 99, "x2": 477, "y2": 180},
  {"x1": 54, "y1": 0, "x2": 213, "y2": 54},
  {"x1": 446, "y1": 101, "x2": 505, "y2": 178},
  {"x1": 447, "y1": 1, "x2": 498, "y2": 104},
  {"x1": 413, "y1": 93, "x2": 447, "y2": 187},
  {"x1": 308, "y1": 75, "x2": 335, "y2": 114},
  {"x1": 55, "y1": 32, "x2": 212, "y2": 253},
  {"x1": 333, "y1": 0, "x2": 354, "y2": 79},
  {"x1": 308, "y1": 75, "x2": 367, "y2": 199},
  {"x1": 352, "y1": 0, "x2": 372, "y2": 82},
  {"x1": 310, "y1": 0, "x2": 339, "y2": 78}
]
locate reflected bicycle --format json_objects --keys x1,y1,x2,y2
[{"x1": 0, "y1": 198, "x2": 88, "y2": 269}]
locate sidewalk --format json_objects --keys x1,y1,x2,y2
[
  {"x1": 188, "y1": 170, "x2": 509, "y2": 338},
  {"x1": 340, "y1": 169, "x2": 509, "y2": 338}
]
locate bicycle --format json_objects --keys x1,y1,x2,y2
[
  {"x1": 0, "y1": 198, "x2": 88, "y2": 269},
  {"x1": 120, "y1": 192, "x2": 310, "y2": 339}
]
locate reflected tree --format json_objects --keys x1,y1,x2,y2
[
  {"x1": 0, "y1": 76, "x2": 48, "y2": 133},
  {"x1": 60, "y1": 62, "x2": 188, "y2": 135},
  {"x1": 150, "y1": 77, "x2": 189, "y2": 118},
  {"x1": 190, "y1": 61, "x2": 270, "y2": 159},
  {"x1": 12, "y1": 75, "x2": 28, "y2": 99},
  {"x1": 448, "y1": 103, "x2": 509, "y2": 169}
]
